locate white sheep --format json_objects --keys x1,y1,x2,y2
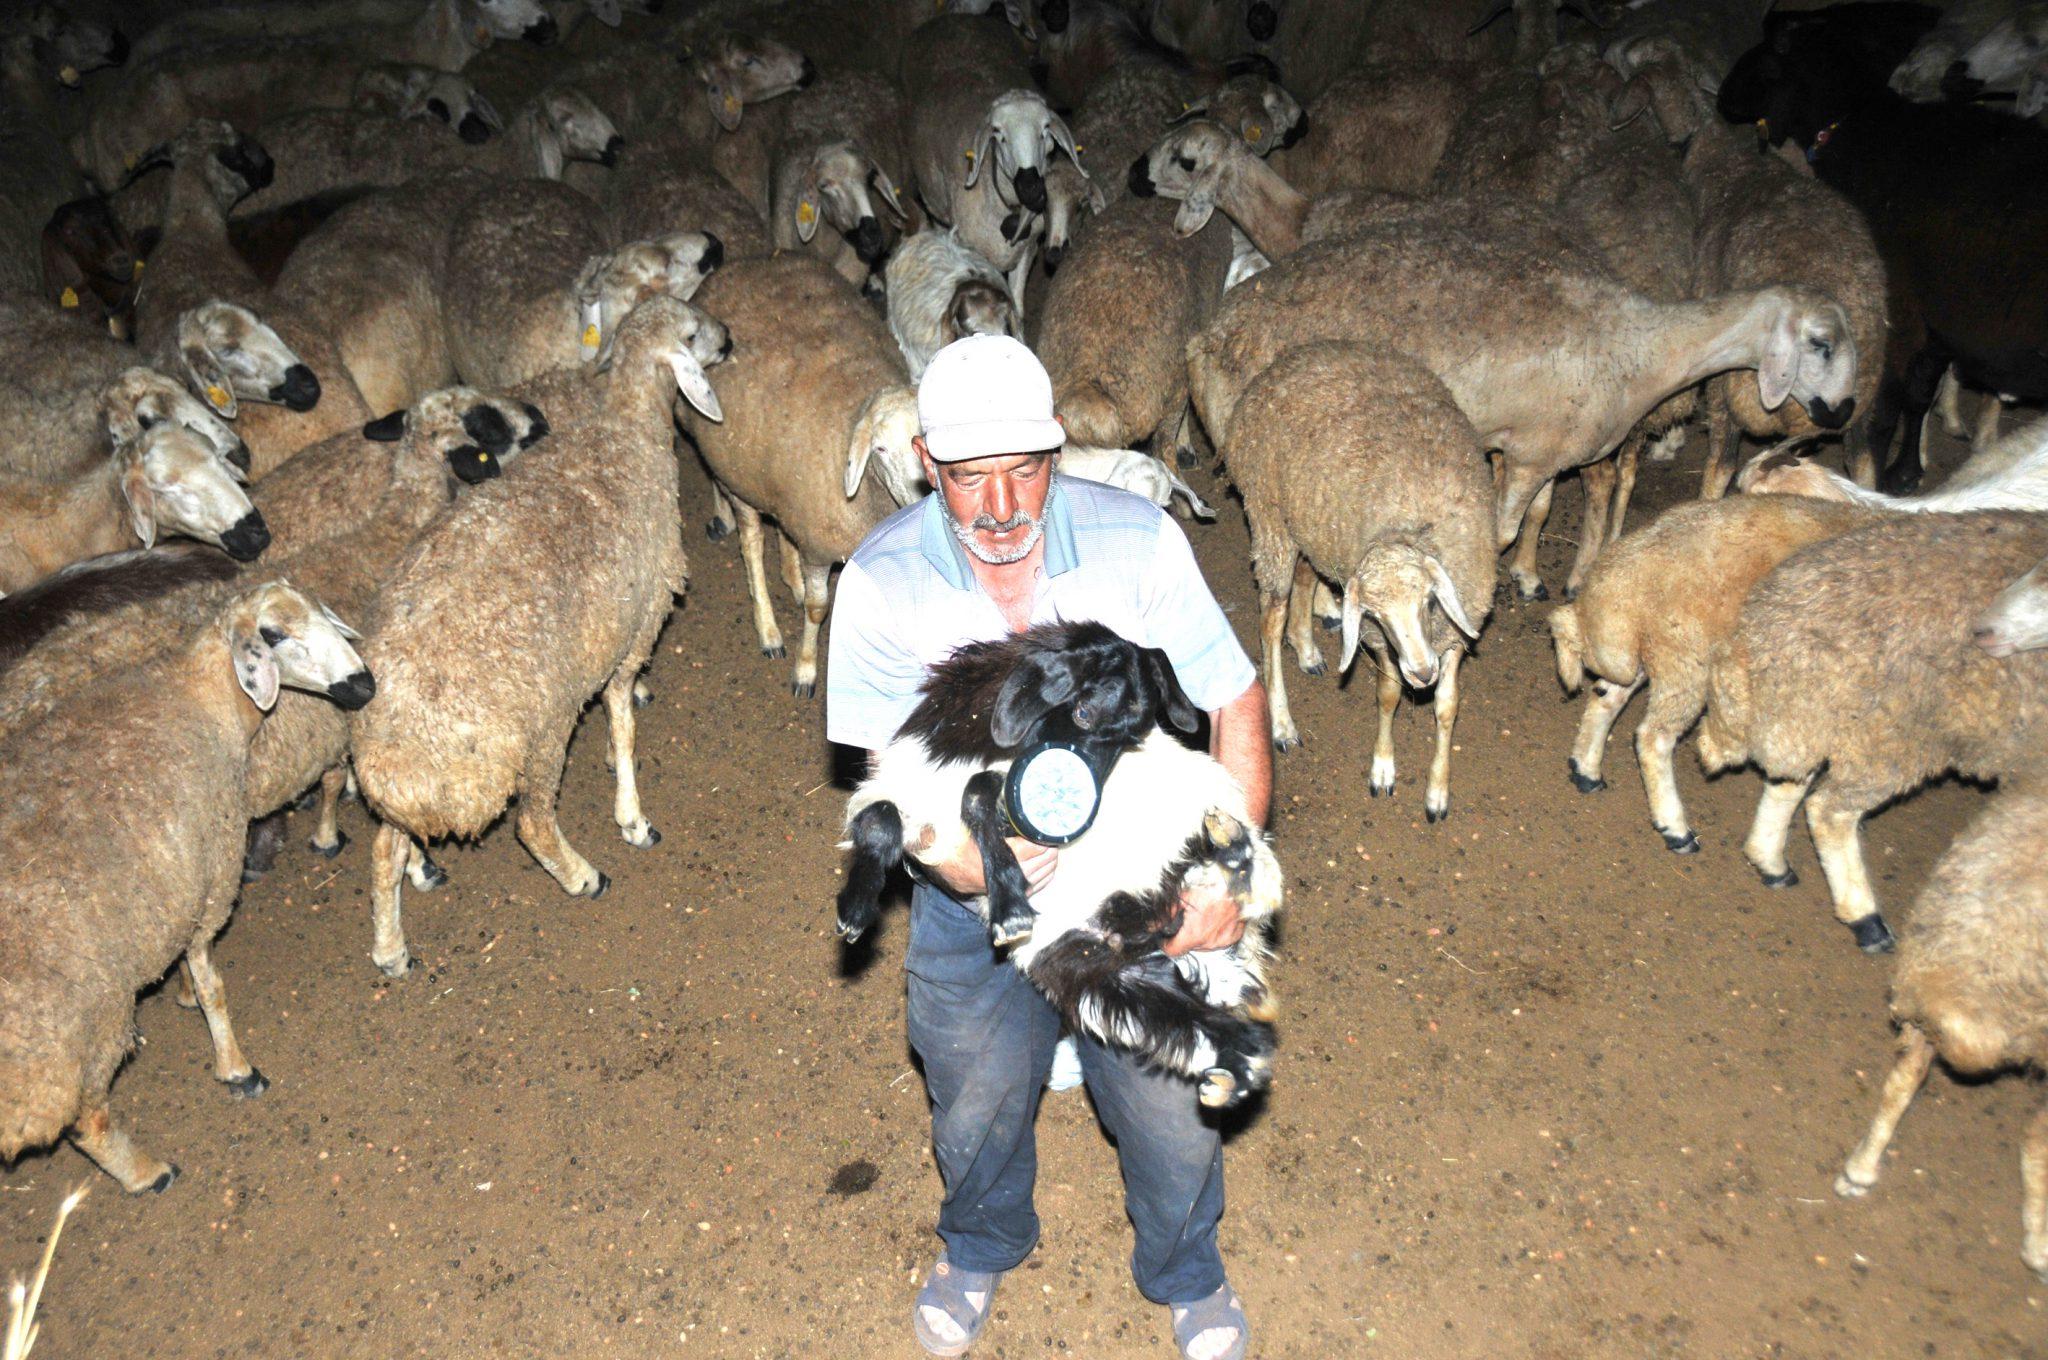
[
  {"x1": 1742, "y1": 413, "x2": 2048, "y2": 514},
  {"x1": 884, "y1": 226, "x2": 1018, "y2": 381}
]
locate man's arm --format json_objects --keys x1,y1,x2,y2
[
  {"x1": 1166, "y1": 678, "x2": 1272, "y2": 956},
  {"x1": 866, "y1": 750, "x2": 1060, "y2": 900}
]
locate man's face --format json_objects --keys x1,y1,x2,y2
[{"x1": 917, "y1": 439, "x2": 1057, "y2": 567}]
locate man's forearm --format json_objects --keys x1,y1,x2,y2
[{"x1": 1210, "y1": 680, "x2": 1273, "y2": 827}]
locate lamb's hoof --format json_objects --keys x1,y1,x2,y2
[
  {"x1": 1833, "y1": 1172, "x2": 1871, "y2": 1199},
  {"x1": 762, "y1": 643, "x2": 787, "y2": 659},
  {"x1": 586, "y1": 872, "x2": 611, "y2": 900},
  {"x1": 226, "y1": 1068, "x2": 269, "y2": 1099},
  {"x1": 990, "y1": 920, "x2": 1034, "y2": 948},
  {"x1": 791, "y1": 678, "x2": 817, "y2": 698},
  {"x1": 1567, "y1": 760, "x2": 1606, "y2": 794},
  {"x1": 375, "y1": 950, "x2": 411, "y2": 978},
  {"x1": 1516, "y1": 580, "x2": 1550, "y2": 603},
  {"x1": 836, "y1": 919, "x2": 866, "y2": 945},
  {"x1": 1299, "y1": 657, "x2": 1326, "y2": 677},
  {"x1": 1848, "y1": 914, "x2": 1895, "y2": 954},
  {"x1": 144, "y1": 1164, "x2": 180, "y2": 1195},
  {"x1": 1198, "y1": 1068, "x2": 1239, "y2": 1109},
  {"x1": 1175, "y1": 445, "x2": 1199, "y2": 471},
  {"x1": 310, "y1": 831, "x2": 346, "y2": 859},
  {"x1": 1756, "y1": 866, "x2": 1798, "y2": 889},
  {"x1": 413, "y1": 858, "x2": 448, "y2": 891},
  {"x1": 1203, "y1": 807, "x2": 1245, "y2": 850},
  {"x1": 1659, "y1": 828, "x2": 1701, "y2": 855},
  {"x1": 705, "y1": 517, "x2": 733, "y2": 542}
]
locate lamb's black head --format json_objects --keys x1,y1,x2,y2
[{"x1": 990, "y1": 621, "x2": 1199, "y2": 750}]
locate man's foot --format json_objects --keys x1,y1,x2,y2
[
  {"x1": 1170, "y1": 1283, "x2": 1248, "y2": 1360},
  {"x1": 914, "y1": 1254, "x2": 1002, "y2": 1357},
  {"x1": 1046, "y1": 1034, "x2": 1084, "y2": 1093}
]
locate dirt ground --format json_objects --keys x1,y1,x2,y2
[{"x1": 5, "y1": 428, "x2": 2044, "y2": 1360}]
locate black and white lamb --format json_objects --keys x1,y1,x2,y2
[{"x1": 835, "y1": 620, "x2": 1281, "y2": 1108}]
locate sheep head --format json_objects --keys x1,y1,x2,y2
[
  {"x1": 101, "y1": 366, "x2": 248, "y2": 474},
  {"x1": 1339, "y1": 543, "x2": 1480, "y2": 689},
  {"x1": 1128, "y1": 119, "x2": 1245, "y2": 236},
  {"x1": 527, "y1": 85, "x2": 621, "y2": 178},
  {"x1": 1192, "y1": 74, "x2": 1306, "y2": 156},
  {"x1": 940, "y1": 278, "x2": 1017, "y2": 348},
  {"x1": 368, "y1": 385, "x2": 551, "y2": 485},
  {"x1": 608, "y1": 296, "x2": 730, "y2": 421},
  {"x1": 118, "y1": 425, "x2": 266, "y2": 560},
  {"x1": 174, "y1": 301, "x2": 319, "y2": 415},
  {"x1": 1974, "y1": 555, "x2": 2048, "y2": 658},
  {"x1": 18, "y1": 3, "x2": 126, "y2": 85},
  {"x1": 1756, "y1": 287, "x2": 1856, "y2": 427},
  {"x1": 969, "y1": 90, "x2": 1079, "y2": 215},
  {"x1": 223, "y1": 583, "x2": 373, "y2": 713},
  {"x1": 690, "y1": 31, "x2": 813, "y2": 132},
  {"x1": 844, "y1": 386, "x2": 923, "y2": 504},
  {"x1": 1040, "y1": 158, "x2": 1103, "y2": 273},
  {"x1": 574, "y1": 232, "x2": 724, "y2": 365},
  {"x1": 461, "y1": 0, "x2": 557, "y2": 45},
  {"x1": 792, "y1": 142, "x2": 905, "y2": 267},
  {"x1": 989, "y1": 622, "x2": 1199, "y2": 749}
]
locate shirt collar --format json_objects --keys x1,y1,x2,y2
[{"x1": 918, "y1": 474, "x2": 1080, "y2": 591}]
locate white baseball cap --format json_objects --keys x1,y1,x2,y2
[{"x1": 916, "y1": 334, "x2": 1067, "y2": 462}]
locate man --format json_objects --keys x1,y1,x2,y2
[{"x1": 826, "y1": 335, "x2": 1271, "y2": 1360}]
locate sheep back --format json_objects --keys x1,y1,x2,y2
[
  {"x1": 1272, "y1": 62, "x2": 1480, "y2": 198},
  {"x1": 442, "y1": 178, "x2": 610, "y2": 391},
  {"x1": 604, "y1": 135, "x2": 772, "y2": 258}
]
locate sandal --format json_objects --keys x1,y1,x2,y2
[
  {"x1": 913, "y1": 1253, "x2": 1002, "y2": 1357},
  {"x1": 1169, "y1": 1282, "x2": 1249, "y2": 1360}
]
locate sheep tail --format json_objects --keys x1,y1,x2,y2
[
  {"x1": 835, "y1": 800, "x2": 904, "y2": 944},
  {"x1": 1055, "y1": 379, "x2": 1127, "y2": 449},
  {"x1": 1696, "y1": 638, "x2": 1752, "y2": 772},
  {"x1": 1547, "y1": 602, "x2": 1585, "y2": 695}
]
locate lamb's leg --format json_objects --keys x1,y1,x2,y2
[
  {"x1": 732, "y1": 500, "x2": 785, "y2": 659},
  {"x1": 776, "y1": 529, "x2": 805, "y2": 606},
  {"x1": 1835, "y1": 1024, "x2": 1934, "y2": 1198},
  {"x1": 603, "y1": 670, "x2": 659, "y2": 848},
  {"x1": 309, "y1": 764, "x2": 348, "y2": 857},
  {"x1": 1805, "y1": 787, "x2": 1893, "y2": 951},
  {"x1": 791, "y1": 559, "x2": 833, "y2": 698},
  {"x1": 836, "y1": 801, "x2": 904, "y2": 943},
  {"x1": 1637, "y1": 680, "x2": 1702, "y2": 854},
  {"x1": 2022, "y1": 1095, "x2": 2048, "y2": 1280},
  {"x1": 962, "y1": 769, "x2": 1034, "y2": 947},
  {"x1": 1568, "y1": 675, "x2": 1640, "y2": 792},
  {"x1": 1611, "y1": 435, "x2": 1642, "y2": 538},
  {"x1": 1699, "y1": 392, "x2": 1739, "y2": 500},
  {"x1": 514, "y1": 736, "x2": 607, "y2": 900},
  {"x1": 70, "y1": 1100, "x2": 176, "y2": 1194},
  {"x1": 1367, "y1": 658, "x2": 1401, "y2": 798},
  {"x1": 182, "y1": 938, "x2": 266, "y2": 1096},
  {"x1": 1285, "y1": 556, "x2": 1324, "y2": 675},
  {"x1": 1562, "y1": 458, "x2": 1615, "y2": 602},
  {"x1": 1423, "y1": 645, "x2": 1461, "y2": 824},
  {"x1": 1743, "y1": 775, "x2": 1812, "y2": 888},
  {"x1": 370, "y1": 821, "x2": 412, "y2": 977},
  {"x1": 1503, "y1": 475, "x2": 1554, "y2": 602},
  {"x1": 705, "y1": 481, "x2": 735, "y2": 542},
  {"x1": 1260, "y1": 581, "x2": 1301, "y2": 752}
]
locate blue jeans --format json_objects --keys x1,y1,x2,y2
[{"x1": 904, "y1": 882, "x2": 1228, "y2": 1304}]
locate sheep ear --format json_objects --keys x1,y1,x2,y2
[
  {"x1": 1047, "y1": 113, "x2": 1081, "y2": 168},
  {"x1": 1002, "y1": 0, "x2": 1036, "y2": 41},
  {"x1": 120, "y1": 457, "x2": 157, "y2": 549},
  {"x1": 668, "y1": 351, "x2": 723, "y2": 422},
  {"x1": 1084, "y1": 176, "x2": 1106, "y2": 214},
  {"x1": 1142, "y1": 646, "x2": 1199, "y2": 734},
  {"x1": 1339, "y1": 577, "x2": 1367, "y2": 674},
  {"x1": 1426, "y1": 555, "x2": 1480, "y2": 641},
  {"x1": 319, "y1": 601, "x2": 360, "y2": 640},
  {"x1": 586, "y1": 0, "x2": 624, "y2": 25},
  {"x1": 1174, "y1": 183, "x2": 1216, "y2": 236},
  {"x1": 843, "y1": 426, "x2": 874, "y2": 499},
  {"x1": 794, "y1": 184, "x2": 822, "y2": 243},
  {"x1": 706, "y1": 75, "x2": 742, "y2": 131},
  {"x1": 871, "y1": 165, "x2": 908, "y2": 223},
  {"x1": 180, "y1": 336, "x2": 239, "y2": 418},
  {"x1": 362, "y1": 409, "x2": 407, "y2": 440},
  {"x1": 1758, "y1": 310, "x2": 1798, "y2": 411},
  {"x1": 1168, "y1": 97, "x2": 1209, "y2": 126},
  {"x1": 1609, "y1": 75, "x2": 1651, "y2": 129},
  {"x1": 533, "y1": 120, "x2": 566, "y2": 179},
  {"x1": 990, "y1": 652, "x2": 1076, "y2": 747},
  {"x1": 472, "y1": 90, "x2": 505, "y2": 133},
  {"x1": 965, "y1": 122, "x2": 995, "y2": 188},
  {"x1": 232, "y1": 632, "x2": 280, "y2": 711}
]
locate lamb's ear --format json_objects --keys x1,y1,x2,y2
[
  {"x1": 991, "y1": 653, "x2": 1078, "y2": 747},
  {"x1": 533, "y1": 117, "x2": 566, "y2": 180},
  {"x1": 965, "y1": 121, "x2": 996, "y2": 188},
  {"x1": 119, "y1": 456, "x2": 157, "y2": 549},
  {"x1": 1609, "y1": 75, "x2": 1651, "y2": 129},
  {"x1": 1047, "y1": 113, "x2": 1082, "y2": 169},
  {"x1": 1757, "y1": 308, "x2": 1798, "y2": 411},
  {"x1": 231, "y1": 630, "x2": 280, "y2": 711},
  {"x1": 1142, "y1": 646, "x2": 1200, "y2": 734},
  {"x1": 362, "y1": 409, "x2": 407, "y2": 440},
  {"x1": 1425, "y1": 555, "x2": 1480, "y2": 641},
  {"x1": 1001, "y1": 0, "x2": 1036, "y2": 42},
  {"x1": 1339, "y1": 577, "x2": 1367, "y2": 674},
  {"x1": 668, "y1": 351, "x2": 723, "y2": 421},
  {"x1": 1174, "y1": 182, "x2": 1216, "y2": 236},
  {"x1": 1168, "y1": 96, "x2": 1210, "y2": 126},
  {"x1": 871, "y1": 165, "x2": 908, "y2": 223}
]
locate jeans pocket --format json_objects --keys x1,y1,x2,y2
[{"x1": 904, "y1": 885, "x2": 998, "y2": 989}]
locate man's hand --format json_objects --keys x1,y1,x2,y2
[
  {"x1": 1013, "y1": 838, "x2": 1059, "y2": 896},
  {"x1": 1162, "y1": 876, "x2": 1245, "y2": 956},
  {"x1": 929, "y1": 835, "x2": 1059, "y2": 898}
]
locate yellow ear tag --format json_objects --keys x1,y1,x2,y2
[
  {"x1": 132, "y1": 258, "x2": 144, "y2": 277},
  {"x1": 797, "y1": 200, "x2": 816, "y2": 226},
  {"x1": 478, "y1": 451, "x2": 490, "y2": 463},
  {"x1": 207, "y1": 384, "x2": 231, "y2": 410},
  {"x1": 124, "y1": 151, "x2": 137, "y2": 170},
  {"x1": 1247, "y1": 124, "x2": 1262, "y2": 142},
  {"x1": 964, "y1": 149, "x2": 975, "y2": 164},
  {"x1": 581, "y1": 322, "x2": 600, "y2": 349},
  {"x1": 724, "y1": 92, "x2": 740, "y2": 114},
  {"x1": 59, "y1": 287, "x2": 78, "y2": 308},
  {"x1": 474, "y1": 23, "x2": 490, "y2": 42},
  {"x1": 59, "y1": 65, "x2": 80, "y2": 87}
]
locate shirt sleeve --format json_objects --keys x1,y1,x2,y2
[
  {"x1": 825, "y1": 559, "x2": 927, "y2": 751},
  {"x1": 1137, "y1": 514, "x2": 1257, "y2": 713}
]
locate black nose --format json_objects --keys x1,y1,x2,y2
[
  {"x1": 107, "y1": 28, "x2": 129, "y2": 65},
  {"x1": 717, "y1": 335, "x2": 734, "y2": 361},
  {"x1": 1128, "y1": 157, "x2": 1156, "y2": 197},
  {"x1": 599, "y1": 134, "x2": 623, "y2": 166},
  {"x1": 1013, "y1": 165, "x2": 1046, "y2": 214},
  {"x1": 1941, "y1": 59, "x2": 1985, "y2": 101},
  {"x1": 327, "y1": 670, "x2": 377, "y2": 710},
  {"x1": 448, "y1": 444, "x2": 500, "y2": 483},
  {"x1": 463, "y1": 403, "x2": 516, "y2": 454},
  {"x1": 227, "y1": 141, "x2": 275, "y2": 189},
  {"x1": 225, "y1": 438, "x2": 251, "y2": 474},
  {"x1": 458, "y1": 111, "x2": 493, "y2": 143},
  {"x1": 1804, "y1": 394, "x2": 1855, "y2": 429},
  {"x1": 797, "y1": 57, "x2": 817, "y2": 88},
  {"x1": 1042, "y1": 242, "x2": 1064, "y2": 274},
  {"x1": 520, "y1": 403, "x2": 549, "y2": 446},
  {"x1": 700, "y1": 232, "x2": 724, "y2": 273},
  {"x1": 1042, "y1": 0, "x2": 1070, "y2": 32},
  {"x1": 219, "y1": 509, "x2": 270, "y2": 560},
  {"x1": 1248, "y1": 1, "x2": 1278, "y2": 42},
  {"x1": 847, "y1": 216, "x2": 886, "y2": 264},
  {"x1": 1280, "y1": 111, "x2": 1308, "y2": 148},
  {"x1": 524, "y1": 13, "x2": 559, "y2": 44},
  {"x1": 274, "y1": 364, "x2": 320, "y2": 411}
]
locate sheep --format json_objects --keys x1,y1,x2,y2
[
  {"x1": 0, "y1": 580, "x2": 371, "y2": 1193},
  {"x1": 1056, "y1": 444, "x2": 1216, "y2": 520},
  {"x1": 350, "y1": 296, "x2": 724, "y2": 977},
  {"x1": 679, "y1": 252, "x2": 918, "y2": 696},
  {"x1": 603, "y1": 130, "x2": 778, "y2": 252},
  {"x1": 35, "y1": 196, "x2": 141, "y2": 339},
  {"x1": 1697, "y1": 511, "x2": 2048, "y2": 952},
  {"x1": 1976, "y1": 552, "x2": 2048, "y2": 657},
  {"x1": 885, "y1": 227, "x2": 1018, "y2": 382},
  {"x1": 835, "y1": 619, "x2": 1281, "y2": 1109},
  {"x1": 1035, "y1": 0, "x2": 1196, "y2": 110},
  {"x1": 1038, "y1": 154, "x2": 1107, "y2": 276},
  {"x1": 1548, "y1": 491, "x2": 1879, "y2": 856},
  {"x1": 1830, "y1": 774, "x2": 2048, "y2": 1281},
  {"x1": 126, "y1": 0, "x2": 555, "y2": 70},
  {"x1": 1740, "y1": 413, "x2": 2048, "y2": 514},
  {"x1": 166, "y1": 301, "x2": 338, "y2": 475},
  {"x1": 1184, "y1": 194, "x2": 1860, "y2": 600},
  {"x1": 768, "y1": 127, "x2": 912, "y2": 295},
  {"x1": 0, "y1": 425, "x2": 267, "y2": 594},
  {"x1": 1127, "y1": 117, "x2": 1316, "y2": 259},
  {"x1": 0, "y1": 327, "x2": 247, "y2": 482},
  {"x1": 1889, "y1": 0, "x2": 2024, "y2": 101},
  {"x1": 1223, "y1": 341, "x2": 1493, "y2": 821},
  {"x1": 0, "y1": 544, "x2": 238, "y2": 676}
]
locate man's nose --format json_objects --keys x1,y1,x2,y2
[{"x1": 987, "y1": 475, "x2": 1016, "y2": 524}]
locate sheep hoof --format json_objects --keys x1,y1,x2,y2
[
  {"x1": 1317, "y1": 611, "x2": 1340, "y2": 633},
  {"x1": 310, "y1": 831, "x2": 347, "y2": 859},
  {"x1": 1425, "y1": 801, "x2": 1448, "y2": 824},
  {"x1": 375, "y1": 950, "x2": 411, "y2": 978},
  {"x1": 144, "y1": 1164, "x2": 180, "y2": 1195},
  {"x1": 791, "y1": 678, "x2": 816, "y2": 698},
  {"x1": 1566, "y1": 761, "x2": 1606, "y2": 794},
  {"x1": 632, "y1": 681, "x2": 653, "y2": 708},
  {"x1": 1659, "y1": 828, "x2": 1700, "y2": 854},
  {"x1": 1198, "y1": 1068, "x2": 1238, "y2": 1108},
  {"x1": 226, "y1": 1068, "x2": 269, "y2": 1099},
  {"x1": 1515, "y1": 580, "x2": 1550, "y2": 603},
  {"x1": 624, "y1": 823, "x2": 661, "y2": 849},
  {"x1": 763, "y1": 643, "x2": 787, "y2": 659},
  {"x1": 1756, "y1": 866, "x2": 1798, "y2": 889},
  {"x1": 836, "y1": 919, "x2": 866, "y2": 945},
  {"x1": 1561, "y1": 584, "x2": 1580, "y2": 603},
  {"x1": 1175, "y1": 445, "x2": 1199, "y2": 471},
  {"x1": 1299, "y1": 657, "x2": 1326, "y2": 677},
  {"x1": 1272, "y1": 732, "x2": 1301, "y2": 754},
  {"x1": 586, "y1": 872, "x2": 611, "y2": 900},
  {"x1": 990, "y1": 917, "x2": 1034, "y2": 948},
  {"x1": 1848, "y1": 914, "x2": 1895, "y2": 953},
  {"x1": 1833, "y1": 1172, "x2": 1871, "y2": 1199},
  {"x1": 412, "y1": 858, "x2": 448, "y2": 891},
  {"x1": 239, "y1": 863, "x2": 270, "y2": 885},
  {"x1": 705, "y1": 517, "x2": 733, "y2": 542}
]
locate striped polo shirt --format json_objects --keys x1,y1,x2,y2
[{"x1": 825, "y1": 474, "x2": 1256, "y2": 753}]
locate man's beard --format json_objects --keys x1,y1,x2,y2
[{"x1": 946, "y1": 503, "x2": 1045, "y2": 565}]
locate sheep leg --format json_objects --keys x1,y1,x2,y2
[
  {"x1": 1804, "y1": 787, "x2": 1893, "y2": 951},
  {"x1": 1934, "y1": 365, "x2": 1967, "y2": 438},
  {"x1": 705, "y1": 482, "x2": 736, "y2": 542},
  {"x1": 406, "y1": 839, "x2": 447, "y2": 891},
  {"x1": 309, "y1": 764, "x2": 348, "y2": 856},
  {"x1": 69, "y1": 1101, "x2": 177, "y2": 1194},
  {"x1": 1611, "y1": 436, "x2": 1642, "y2": 540},
  {"x1": 182, "y1": 939, "x2": 266, "y2": 1095},
  {"x1": 1834, "y1": 1024, "x2": 1934, "y2": 1199},
  {"x1": 2022, "y1": 1095, "x2": 2048, "y2": 1279},
  {"x1": 1285, "y1": 556, "x2": 1325, "y2": 675},
  {"x1": 1743, "y1": 775, "x2": 1812, "y2": 888},
  {"x1": 1637, "y1": 681, "x2": 1702, "y2": 854},
  {"x1": 1006, "y1": 250, "x2": 1032, "y2": 328},
  {"x1": 1367, "y1": 659, "x2": 1402, "y2": 798},
  {"x1": 1423, "y1": 645, "x2": 1461, "y2": 824},
  {"x1": 1563, "y1": 459, "x2": 1615, "y2": 602},
  {"x1": 514, "y1": 738, "x2": 607, "y2": 900},
  {"x1": 791, "y1": 560, "x2": 833, "y2": 698},
  {"x1": 1568, "y1": 675, "x2": 1640, "y2": 792},
  {"x1": 1503, "y1": 477, "x2": 1554, "y2": 602},
  {"x1": 732, "y1": 500, "x2": 786, "y2": 659},
  {"x1": 1972, "y1": 390, "x2": 2004, "y2": 453},
  {"x1": 370, "y1": 822, "x2": 413, "y2": 977},
  {"x1": 603, "y1": 670, "x2": 659, "y2": 848},
  {"x1": 1259, "y1": 578, "x2": 1301, "y2": 752},
  {"x1": 1699, "y1": 393, "x2": 1739, "y2": 500},
  {"x1": 776, "y1": 529, "x2": 805, "y2": 606},
  {"x1": 1171, "y1": 401, "x2": 1199, "y2": 470}
]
